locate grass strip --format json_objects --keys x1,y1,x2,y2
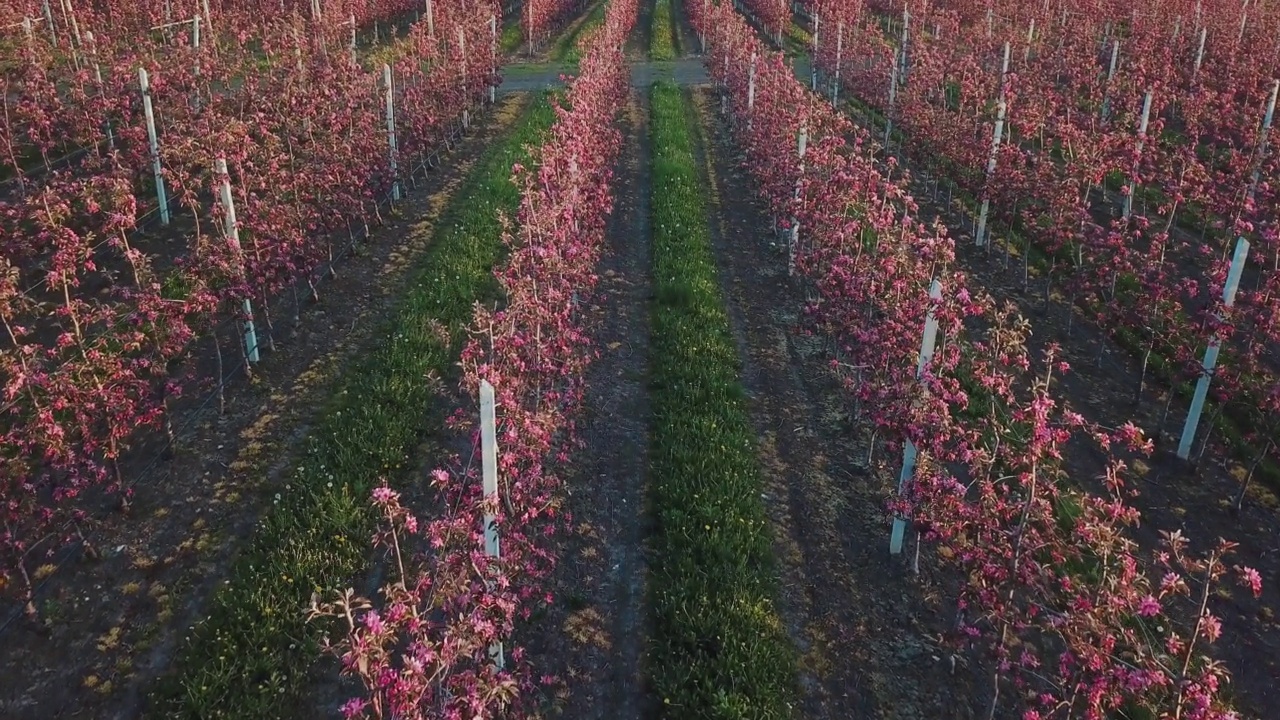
[
  {"x1": 647, "y1": 80, "x2": 798, "y2": 719},
  {"x1": 149, "y1": 94, "x2": 557, "y2": 719},
  {"x1": 500, "y1": 21, "x2": 523, "y2": 53},
  {"x1": 650, "y1": 0, "x2": 676, "y2": 60}
]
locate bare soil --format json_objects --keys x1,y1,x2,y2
[
  {"x1": 0, "y1": 95, "x2": 529, "y2": 720},
  {"x1": 521, "y1": 91, "x2": 653, "y2": 720}
]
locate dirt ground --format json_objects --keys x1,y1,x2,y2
[
  {"x1": 0, "y1": 95, "x2": 529, "y2": 720},
  {"x1": 523, "y1": 94, "x2": 654, "y2": 720}
]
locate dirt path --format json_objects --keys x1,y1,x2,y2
[
  {"x1": 0, "y1": 97, "x2": 529, "y2": 720},
  {"x1": 523, "y1": 86, "x2": 654, "y2": 718},
  {"x1": 687, "y1": 85, "x2": 986, "y2": 719}
]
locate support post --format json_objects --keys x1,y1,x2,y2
[
  {"x1": 889, "y1": 279, "x2": 943, "y2": 555},
  {"x1": 1194, "y1": 27, "x2": 1206, "y2": 77},
  {"x1": 1249, "y1": 80, "x2": 1279, "y2": 193},
  {"x1": 701, "y1": 0, "x2": 708, "y2": 52},
  {"x1": 139, "y1": 68, "x2": 170, "y2": 225},
  {"x1": 384, "y1": 64, "x2": 400, "y2": 201},
  {"x1": 789, "y1": 126, "x2": 808, "y2": 276},
  {"x1": 811, "y1": 11, "x2": 820, "y2": 91},
  {"x1": 459, "y1": 26, "x2": 469, "y2": 129},
  {"x1": 490, "y1": 15, "x2": 498, "y2": 103},
  {"x1": 833, "y1": 21, "x2": 843, "y2": 106},
  {"x1": 1177, "y1": 237, "x2": 1248, "y2": 459},
  {"x1": 479, "y1": 380, "x2": 506, "y2": 669},
  {"x1": 215, "y1": 158, "x2": 261, "y2": 364},
  {"x1": 42, "y1": 0, "x2": 56, "y2": 46},
  {"x1": 1101, "y1": 38, "x2": 1119, "y2": 120},
  {"x1": 976, "y1": 41, "x2": 1010, "y2": 247},
  {"x1": 1123, "y1": 90, "x2": 1153, "y2": 220}
]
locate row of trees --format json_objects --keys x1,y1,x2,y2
[
  {"x1": 309, "y1": 0, "x2": 638, "y2": 716},
  {"x1": 692, "y1": 1, "x2": 1262, "y2": 717},
  {"x1": 807, "y1": 0, "x2": 1280, "y2": 487},
  {"x1": 0, "y1": 0, "x2": 499, "y2": 612}
]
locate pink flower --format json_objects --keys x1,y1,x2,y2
[
  {"x1": 1137, "y1": 595, "x2": 1161, "y2": 617},
  {"x1": 339, "y1": 697, "x2": 369, "y2": 719}
]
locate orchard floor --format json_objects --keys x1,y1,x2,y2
[
  {"x1": 9, "y1": 2, "x2": 1280, "y2": 719},
  {"x1": 531, "y1": 7, "x2": 1280, "y2": 720}
]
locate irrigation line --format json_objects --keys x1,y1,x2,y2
[{"x1": 0, "y1": 104, "x2": 480, "y2": 638}]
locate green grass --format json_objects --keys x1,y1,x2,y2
[
  {"x1": 650, "y1": 0, "x2": 677, "y2": 60},
  {"x1": 147, "y1": 94, "x2": 557, "y2": 719},
  {"x1": 647, "y1": 81, "x2": 799, "y2": 719},
  {"x1": 500, "y1": 21, "x2": 523, "y2": 53}
]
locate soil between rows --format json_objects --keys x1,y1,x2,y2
[{"x1": 523, "y1": 92, "x2": 654, "y2": 720}]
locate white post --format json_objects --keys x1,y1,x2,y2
[
  {"x1": 1024, "y1": 18, "x2": 1035, "y2": 62},
  {"x1": 1249, "y1": 80, "x2": 1279, "y2": 193},
  {"x1": 898, "y1": 7, "x2": 909, "y2": 80},
  {"x1": 191, "y1": 16, "x2": 202, "y2": 111},
  {"x1": 1194, "y1": 27, "x2": 1206, "y2": 77},
  {"x1": 22, "y1": 17, "x2": 33, "y2": 47},
  {"x1": 789, "y1": 127, "x2": 807, "y2": 276},
  {"x1": 350, "y1": 14, "x2": 357, "y2": 65},
  {"x1": 215, "y1": 158, "x2": 261, "y2": 364},
  {"x1": 41, "y1": 0, "x2": 56, "y2": 46},
  {"x1": 976, "y1": 42, "x2": 1010, "y2": 247},
  {"x1": 458, "y1": 27, "x2": 469, "y2": 129},
  {"x1": 1177, "y1": 237, "x2": 1248, "y2": 459},
  {"x1": 890, "y1": 279, "x2": 943, "y2": 555},
  {"x1": 883, "y1": 61, "x2": 897, "y2": 149},
  {"x1": 701, "y1": 0, "x2": 708, "y2": 53},
  {"x1": 138, "y1": 68, "x2": 170, "y2": 225},
  {"x1": 833, "y1": 21, "x2": 843, "y2": 106},
  {"x1": 479, "y1": 380, "x2": 506, "y2": 669},
  {"x1": 975, "y1": 99, "x2": 1007, "y2": 247},
  {"x1": 986, "y1": 6, "x2": 992, "y2": 38},
  {"x1": 1101, "y1": 38, "x2": 1119, "y2": 120},
  {"x1": 202, "y1": 0, "x2": 211, "y2": 32},
  {"x1": 811, "y1": 11, "x2": 820, "y2": 91},
  {"x1": 1123, "y1": 90, "x2": 1153, "y2": 220},
  {"x1": 426, "y1": 0, "x2": 435, "y2": 41},
  {"x1": 384, "y1": 64, "x2": 400, "y2": 201},
  {"x1": 748, "y1": 52, "x2": 757, "y2": 124},
  {"x1": 490, "y1": 15, "x2": 497, "y2": 103}
]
